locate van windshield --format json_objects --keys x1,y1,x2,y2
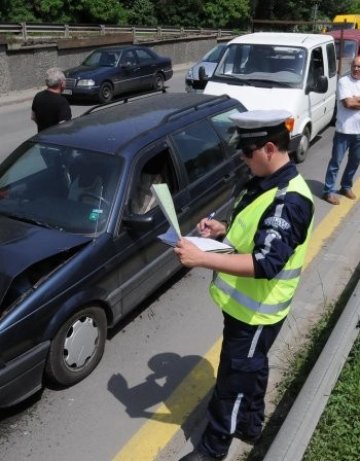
[{"x1": 213, "y1": 44, "x2": 307, "y2": 88}]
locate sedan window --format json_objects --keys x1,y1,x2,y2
[
  {"x1": 136, "y1": 49, "x2": 155, "y2": 63},
  {"x1": 121, "y1": 50, "x2": 138, "y2": 66},
  {"x1": 171, "y1": 120, "x2": 225, "y2": 183},
  {"x1": 0, "y1": 143, "x2": 122, "y2": 235}
]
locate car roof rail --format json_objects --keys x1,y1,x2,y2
[
  {"x1": 81, "y1": 87, "x2": 168, "y2": 116},
  {"x1": 164, "y1": 94, "x2": 231, "y2": 123}
]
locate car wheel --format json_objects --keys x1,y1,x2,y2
[
  {"x1": 98, "y1": 82, "x2": 114, "y2": 103},
  {"x1": 153, "y1": 72, "x2": 165, "y2": 90},
  {"x1": 45, "y1": 307, "x2": 107, "y2": 386},
  {"x1": 294, "y1": 127, "x2": 310, "y2": 163}
]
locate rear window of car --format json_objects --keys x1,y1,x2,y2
[{"x1": 171, "y1": 119, "x2": 225, "y2": 182}]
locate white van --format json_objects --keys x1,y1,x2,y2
[{"x1": 204, "y1": 32, "x2": 337, "y2": 162}]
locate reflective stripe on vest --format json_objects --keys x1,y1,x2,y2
[{"x1": 214, "y1": 276, "x2": 293, "y2": 314}]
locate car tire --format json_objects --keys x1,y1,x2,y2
[
  {"x1": 98, "y1": 82, "x2": 114, "y2": 103},
  {"x1": 294, "y1": 126, "x2": 310, "y2": 163},
  {"x1": 45, "y1": 307, "x2": 107, "y2": 387},
  {"x1": 153, "y1": 72, "x2": 165, "y2": 90}
]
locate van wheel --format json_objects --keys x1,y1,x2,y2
[
  {"x1": 98, "y1": 82, "x2": 114, "y2": 103},
  {"x1": 45, "y1": 307, "x2": 107, "y2": 386},
  {"x1": 294, "y1": 127, "x2": 310, "y2": 163}
]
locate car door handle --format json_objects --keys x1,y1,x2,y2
[
  {"x1": 178, "y1": 205, "x2": 190, "y2": 214},
  {"x1": 223, "y1": 173, "x2": 235, "y2": 183}
]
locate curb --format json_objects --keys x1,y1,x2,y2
[{"x1": 263, "y1": 279, "x2": 360, "y2": 461}]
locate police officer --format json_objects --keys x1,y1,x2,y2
[{"x1": 174, "y1": 110, "x2": 314, "y2": 461}]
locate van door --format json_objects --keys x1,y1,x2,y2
[
  {"x1": 306, "y1": 46, "x2": 332, "y2": 137},
  {"x1": 324, "y1": 41, "x2": 337, "y2": 121}
]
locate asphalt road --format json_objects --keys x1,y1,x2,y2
[{"x1": 0, "y1": 68, "x2": 360, "y2": 461}]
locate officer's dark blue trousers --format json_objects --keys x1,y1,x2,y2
[{"x1": 198, "y1": 312, "x2": 285, "y2": 458}]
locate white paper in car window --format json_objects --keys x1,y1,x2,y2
[{"x1": 150, "y1": 183, "x2": 181, "y2": 238}]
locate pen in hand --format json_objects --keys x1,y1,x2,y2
[{"x1": 205, "y1": 211, "x2": 216, "y2": 228}]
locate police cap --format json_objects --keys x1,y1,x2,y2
[{"x1": 230, "y1": 110, "x2": 292, "y2": 147}]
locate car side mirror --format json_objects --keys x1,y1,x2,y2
[
  {"x1": 198, "y1": 66, "x2": 208, "y2": 82},
  {"x1": 122, "y1": 212, "x2": 154, "y2": 230},
  {"x1": 306, "y1": 75, "x2": 328, "y2": 94}
]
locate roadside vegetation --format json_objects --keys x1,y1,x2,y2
[
  {"x1": 303, "y1": 336, "x2": 360, "y2": 461},
  {"x1": 241, "y1": 264, "x2": 360, "y2": 461},
  {"x1": 0, "y1": 0, "x2": 359, "y2": 30}
]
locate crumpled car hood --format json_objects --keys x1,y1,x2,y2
[{"x1": 0, "y1": 215, "x2": 91, "y2": 304}]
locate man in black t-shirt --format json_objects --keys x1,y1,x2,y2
[{"x1": 31, "y1": 67, "x2": 72, "y2": 132}]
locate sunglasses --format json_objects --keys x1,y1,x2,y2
[{"x1": 240, "y1": 142, "x2": 266, "y2": 159}]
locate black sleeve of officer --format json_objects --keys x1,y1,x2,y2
[{"x1": 252, "y1": 192, "x2": 314, "y2": 279}]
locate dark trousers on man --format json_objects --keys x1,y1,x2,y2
[{"x1": 198, "y1": 312, "x2": 284, "y2": 458}]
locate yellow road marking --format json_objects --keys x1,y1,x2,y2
[{"x1": 112, "y1": 178, "x2": 360, "y2": 461}]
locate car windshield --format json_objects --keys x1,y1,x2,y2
[
  {"x1": 83, "y1": 50, "x2": 120, "y2": 67},
  {"x1": 214, "y1": 43, "x2": 307, "y2": 88},
  {"x1": 0, "y1": 143, "x2": 123, "y2": 236},
  {"x1": 202, "y1": 44, "x2": 226, "y2": 63}
]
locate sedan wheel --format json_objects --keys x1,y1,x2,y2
[
  {"x1": 153, "y1": 72, "x2": 165, "y2": 90},
  {"x1": 98, "y1": 82, "x2": 114, "y2": 103},
  {"x1": 45, "y1": 307, "x2": 107, "y2": 386}
]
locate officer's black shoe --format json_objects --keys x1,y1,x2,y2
[
  {"x1": 178, "y1": 448, "x2": 224, "y2": 461},
  {"x1": 234, "y1": 430, "x2": 261, "y2": 445}
]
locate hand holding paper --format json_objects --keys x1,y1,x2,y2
[{"x1": 151, "y1": 183, "x2": 232, "y2": 253}]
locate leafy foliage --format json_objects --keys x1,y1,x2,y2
[
  {"x1": 127, "y1": 0, "x2": 157, "y2": 26},
  {"x1": 203, "y1": 0, "x2": 250, "y2": 28},
  {"x1": 1, "y1": 0, "x2": 360, "y2": 26}
]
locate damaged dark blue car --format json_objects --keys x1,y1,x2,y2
[{"x1": 0, "y1": 92, "x2": 249, "y2": 407}]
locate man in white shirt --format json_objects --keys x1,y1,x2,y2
[{"x1": 323, "y1": 56, "x2": 360, "y2": 205}]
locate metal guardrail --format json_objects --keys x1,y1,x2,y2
[{"x1": 0, "y1": 22, "x2": 235, "y2": 42}]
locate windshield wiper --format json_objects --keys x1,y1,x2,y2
[
  {"x1": 214, "y1": 74, "x2": 253, "y2": 85},
  {"x1": 244, "y1": 78, "x2": 293, "y2": 88},
  {"x1": 0, "y1": 211, "x2": 54, "y2": 229}
]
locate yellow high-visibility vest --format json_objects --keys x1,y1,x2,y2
[{"x1": 210, "y1": 174, "x2": 314, "y2": 325}]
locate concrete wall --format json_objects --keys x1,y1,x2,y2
[{"x1": 0, "y1": 36, "x2": 228, "y2": 94}]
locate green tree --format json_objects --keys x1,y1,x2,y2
[
  {"x1": 0, "y1": 0, "x2": 36, "y2": 22},
  {"x1": 74, "y1": 0, "x2": 127, "y2": 23},
  {"x1": 203, "y1": 0, "x2": 250, "y2": 28},
  {"x1": 348, "y1": 0, "x2": 360, "y2": 11},
  {"x1": 127, "y1": 0, "x2": 157, "y2": 26},
  {"x1": 0, "y1": 0, "x2": 127, "y2": 23},
  {"x1": 153, "y1": 0, "x2": 204, "y2": 27}
]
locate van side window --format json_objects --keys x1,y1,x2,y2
[
  {"x1": 326, "y1": 43, "x2": 337, "y2": 78},
  {"x1": 171, "y1": 120, "x2": 225, "y2": 183},
  {"x1": 130, "y1": 150, "x2": 179, "y2": 215},
  {"x1": 307, "y1": 47, "x2": 325, "y2": 88}
]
